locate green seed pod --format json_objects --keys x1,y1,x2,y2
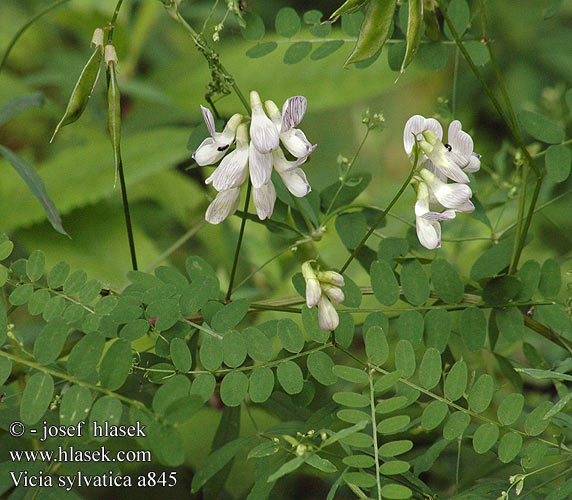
[
  {"x1": 330, "y1": 0, "x2": 369, "y2": 21},
  {"x1": 106, "y1": 45, "x2": 121, "y2": 186},
  {"x1": 344, "y1": 0, "x2": 398, "y2": 66},
  {"x1": 399, "y1": 0, "x2": 423, "y2": 76},
  {"x1": 50, "y1": 30, "x2": 104, "y2": 142}
]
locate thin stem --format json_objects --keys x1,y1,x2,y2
[
  {"x1": 145, "y1": 219, "x2": 205, "y2": 272},
  {"x1": 455, "y1": 438, "x2": 462, "y2": 494},
  {"x1": 452, "y1": 48, "x2": 460, "y2": 117},
  {"x1": 509, "y1": 159, "x2": 529, "y2": 273},
  {"x1": 0, "y1": 348, "x2": 148, "y2": 411},
  {"x1": 183, "y1": 318, "x2": 223, "y2": 340},
  {"x1": 533, "y1": 138, "x2": 572, "y2": 158},
  {"x1": 340, "y1": 163, "x2": 417, "y2": 273},
  {"x1": 226, "y1": 179, "x2": 252, "y2": 301},
  {"x1": 233, "y1": 237, "x2": 312, "y2": 292},
  {"x1": 510, "y1": 176, "x2": 543, "y2": 273},
  {"x1": 326, "y1": 127, "x2": 371, "y2": 216},
  {"x1": 369, "y1": 371, "x2": 382, "y2": 500},
  {"x1": 117, "y1": 157, "x2": 138, "y2": 270},
  {"x1": 107, "y1": 0, "x2": 126, "y2": 42},
  {"x1": 0, "y1": 0, "x2": 71, "y2": 75}
]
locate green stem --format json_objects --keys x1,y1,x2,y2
[
  {"x1": 233, "y1": 237, "x2": 312, "y2": 292},
  {"x1": 369, "y1": 371, "x2": 383, "y2": 500},
  {"x1": 325, "y1": 127, "x2": 371, "y2": 216},
  {"x1": 226, "y1": 179, "x2": 252, "y2": 301},
  {"x1": 0, "y1": 348, "x2": 148, "y2": 411},
  {"x1": 336, "y1": 345, "x2": 560, "y2": 450},
  {"x1": 533, "y1": 138, "x2": 572, "y2": 158},
  {"x1": 0, "y1": 0, "x2": 71, "y2": 75},
  {"x1": 144, "y1": 219, "x2": 205, "y2": 272},
  {"x1": 509, "y1": 159, "x2": 529, "y2": 274},
  {"x1": 452, "y1": 48, "x2": 460, "y2": 117},
  {"x1": 340, "y1": 163, "x2": 417, "y2": 273},
  {"x1": 107, "y1": 0, "x2": 125, "y2": 42},
  {"x1": 117, "y1": 156, "x2": 138, "y2": 270}
]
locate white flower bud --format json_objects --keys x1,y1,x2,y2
[
  {"x1": 305, "y1": 279, "x2": 321, "y2": 308},
  {"x1": 317, "y1": 296, "x2": 339, "y2": 331},
  {"x1": 317, "y1": 270, "x2": 345, "y2": 287},
  {"x1": 250, "y1": 90, "x2": 279, "y2": 153},
  {"x1": 295, "y1": 444, "x2": 307, "y2": 456},
  {"x1": 104, "y1": 44, "x2": 118, "y2": 66},
  {"x1": 91, "y1": 28, "x2": 104, "y2": 49},
  {"x1": 321, "y1": 283, "x2": 345, "y2": 305}
]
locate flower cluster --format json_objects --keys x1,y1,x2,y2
[
  {"x1": 403, "y1": 115, "x2": 481, "y2": 249},
  {"x1": 302, "y1": 262, "x2": 345, "y2": 331},
  {"x1": 193, "y1": 91, "x2": 316, "y2": 224}
]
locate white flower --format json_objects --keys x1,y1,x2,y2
[
  {"x1": 419, "y1": 168, "x2": 474, "y2": 211},
  {"x1": 248, "y1": 142, "x2": 273, "y2": 188},
  {"x1": 193, "y1": 106, "x2": 242, "y2": 166},
  {"x1": 317, "y1": 271, "x2": 345, "y2": 288},
  {"x1": 403, "y1": 114, "x2": 470, "y2": 184},
  {"x1": 321, "y1": 283, "x2": 345, "y2": 304},
  {"x1": 205, "y1": 123, "x2": 249, "y2": 190},
  {"x1": 414, "y1": 181, "x2": 456, "y2": 250},
  {"x1": 205, "y1": 187, "x2": 241, "y2": 224},
  {"x1": 250, "y1": 91, "x2": 279, "y2": 154},
  {"x1": 302, "y1": 262, "x2": 322, "y2": 307},
  {"x1": 252, "y1": 182, "x2": 276, "y2": 220},
  {"x1": 272, "y1": 149, "x2": 311, "y2": 197},
  {"x1": 318, "y1": 295, "x2": 339, "y2": 331},
  {"x1": 447, "y1": 120, "x2": 481, "y2": 173},
  {"x1": 265, "y1": 98, "x2": 317, "y2": 160}
]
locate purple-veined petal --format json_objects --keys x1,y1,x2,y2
[
  {"x1": 205, "y1": 145, "x2": 249, "y2": 191},
  {"x1": 403, "y1": 115, "x2": 427, "y2": 155},
  {"x1": 200, "y1": 105, "x2": 216, "y2": 136},
  {"x1": 280, "y1": 128, "x2": 315, "y2": 158},
  {"x1": 248, "y1": 142, "x2": 273, "y2": 188},
  {"x1": 252, "y1": 182, "x2": 276, "y2": 220},
  {"x1": 250, "y1": 91, "x2": 279, "y2": 153},
  {"x1": 281, "y1": 96, "x2": 307, "y2": 133},
  {"x1": 278, "y1": 167, "x2": 311, "y2": 197},
  {"x1": 205, "y1": 188, "x2": 241, "y2": 224},
  {"x1": 464, "y1": 153, "x2": 481, "y2": 173}
]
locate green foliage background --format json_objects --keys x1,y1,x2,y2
[{"x1": 0, "y1": 0, "x2": 571, "y2": 499}]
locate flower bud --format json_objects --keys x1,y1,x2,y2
[
  {"x1": 250, "y1": 91, "x2": 279, "y2": 153},
  {"x1": 295, "y1": 444, "x2": 307, "y2": 456},
  {"x1": 105, "y1": 44, "x2": 118, "y2": 66},
  {"x1": 321, "y1": 283, "x2": 345, "y2": 305},
  {"x1": 91, "y1": 28, "x2": 104, "y2": 49},
  {"x1": 305, "y1": 279, "x2": 321, "y2": 308},
  {"x1": 317, "y1": 270, "x2": 345, "y2": 287},
  {"x1": 317, "y1": 296, "x2": 339, "y2": 331}
]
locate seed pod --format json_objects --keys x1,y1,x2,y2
[
  {"x1": 106, "y1": 46, "x2": 121, "y2": 187},
  {"x1": 329, "y1": 0, "x2": 369, "y2": 21},
  {"x1": 50, "y1": 32, "x2": 104, "y2": 142},
  {"x1": 344, "y1": 0, "x2": 397, "y2": 66},
  {"x1": 399, "y1": 0, "x2": 423, "y2": 77}
]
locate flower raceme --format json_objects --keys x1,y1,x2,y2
[
  {"x1": 195, "y1": 91, "x2": 315, "y2": 224},
  {"x1": 403, "y1": 115, "x2": 481, "y2": 249},
  {"x1": 302, "y1": 262, "x2": 344, "y2": 331}
]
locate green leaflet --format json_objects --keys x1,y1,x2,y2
[
  {"x1": 345, "y1": 0, "x2": 397, "y2": 65},
  {"x1": 399, "y1": 0, "x2": 423, "y2": 74},
  {"x1": 51, "y1": 45, "x2": 103, "y2": 141}
]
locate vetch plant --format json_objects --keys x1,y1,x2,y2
[{"x1": 0, "y1": 0, "x2": 571, "y2": 499}]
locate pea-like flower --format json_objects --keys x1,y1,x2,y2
[
  {"x1": 197, "y1": 91, "x2": 315, "y2": 225},
  {"x1": 302, "y1": 262, "x2": 345, "y2": 331},
  {"x1": 404, "y1": 115, "x2": 480, "y2": 249},
  {"x1": 404, "y1": 115, "x2": 480, "y2": 184},
  {"x1": 193, "y1": 106, "x2": 242, "y2": 166}
]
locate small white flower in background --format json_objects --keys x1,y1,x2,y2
[
  {"x1": 193, "y1": 107, "x2": 242, "y2": 166},
  {"x1": 403, "y1": 114, "x2": 480, "y2": 249},
  {"x1": 302, "y1": 262, "x2": 345, "y2": 331},
  {"x1": 197, "y1": 91, "x2": 315, "y2": 225}
]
